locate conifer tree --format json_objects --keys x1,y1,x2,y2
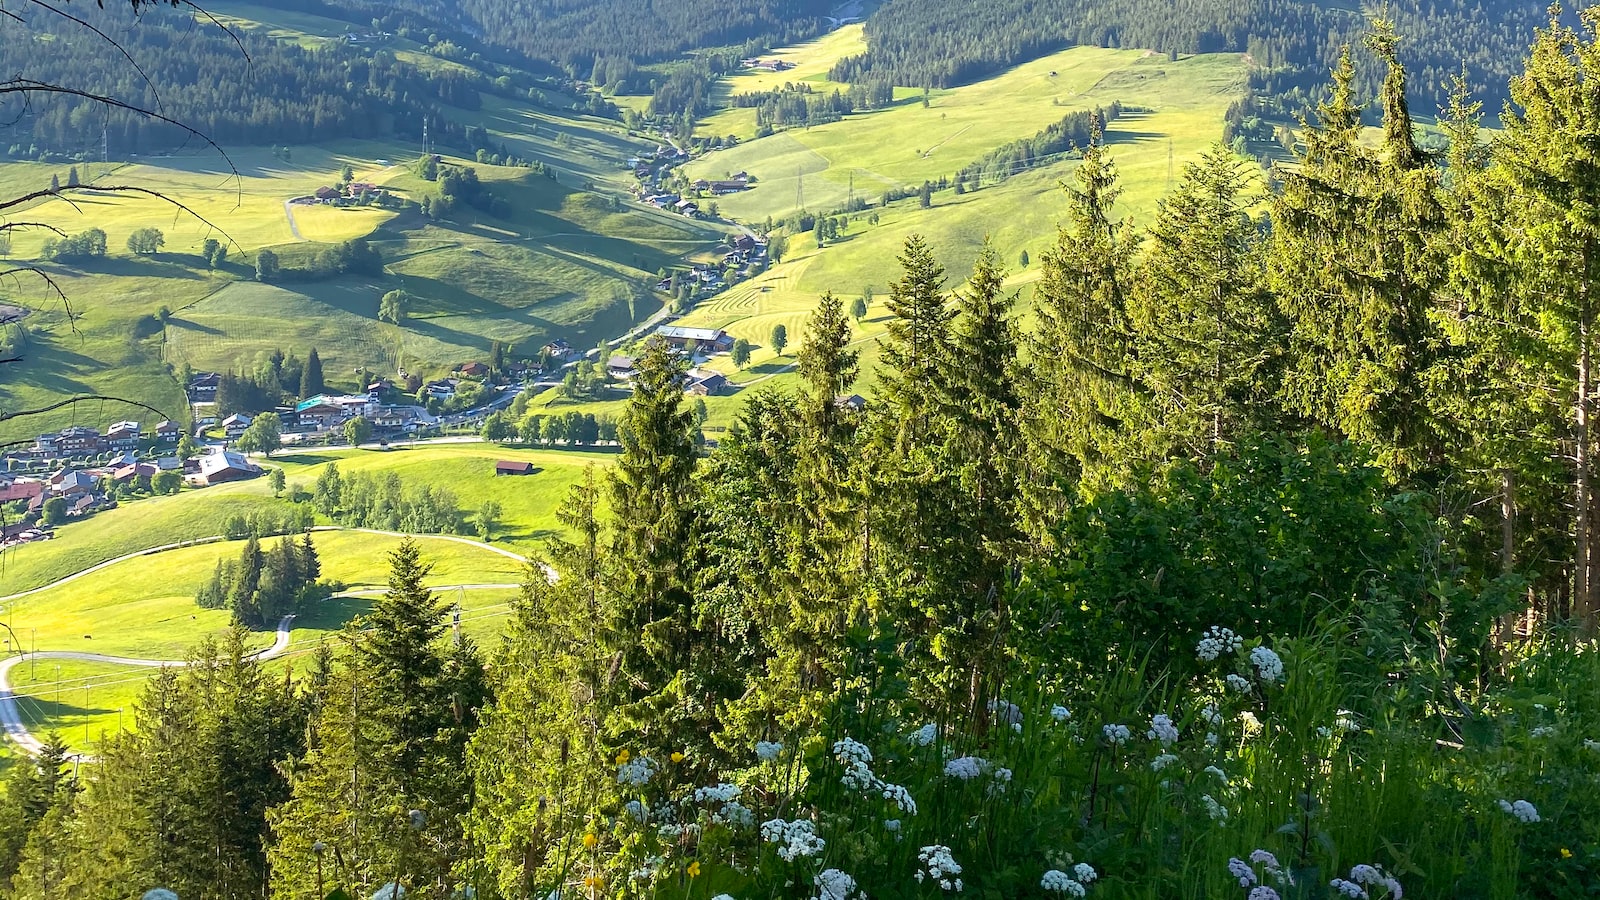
[
  {"x1": 606, "y1": 337, "x2": 698, "y2": 725},
  {"x1": 877, "y1": 234, "x2": 952, "y2": 451},
  {"x1": 300, "y1": 347, "x2": 325, "y2": 397},
  {"x1": 1134, "y1": 144, "x2": 1278, "y2": 458},
  {"x1": 1488, "y1": 7, "x2": 1600, "y2": 628},
  {"x1": 1024, "y1": 117, "x2": 1142, "y2": 529}
]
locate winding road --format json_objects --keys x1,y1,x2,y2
[
  {"x1": 0, "y1": 614, "x2": 296, "y2": 757},
  {"x1": 0, "y1": 527, "x2": 551, "y2": 757}
]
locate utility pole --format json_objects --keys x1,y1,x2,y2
[{"x1": 795, "y1": 165, "x2": 804, "y2": 213}]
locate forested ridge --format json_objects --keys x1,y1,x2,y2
[
  {"x1": 0, "y1": 2, "x2": 572, "y2": 156},
  {"x1": 5, "y1": 12, "x2": 1600, "y2": 900},
  {"x1": 833, "y1": 0, "x2": 1577, "y2": 115}
]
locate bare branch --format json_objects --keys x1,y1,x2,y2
[
  {"x1": 0, "y1": 393, "x2": 170, "y2": 426},
  {"x1": 1, "y1": 184, "x2": 239, "y2": 250},
  {"x1": 0, "y1": 222, "x2": 68, "y2": 239},
  {"x1": 21, "y1": 0, "x2": 166, "y2": 111}
]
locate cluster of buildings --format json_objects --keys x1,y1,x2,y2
[
  {"x1": 302, "y1": 180, "x2": 386, "y2": 206},
  {"x1": 653, "y1": 234, "x2": 769, "y2": 296},
  {"x1": 604, "y1": 325, "x2": 741, "y2": 396},
  {"x1": 18, "y1": 420, "x2": 182, "y2": 460},
  {"x1": 0, "y1": 446, "x2": 261, "y2": 547},
  {"x1": 740, "y1": 58, "x2": 797, "y2": 73}
]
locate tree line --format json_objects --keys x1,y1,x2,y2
[
  {"x1": 954, "y1": 102, "x2": 1124, "y2": 190},
  {"x1": 196, "y1": 532, "x2": 326, "y2": 628},
  {"x1": 312, "y1": 463, "x2": 465, "y2": 535}
]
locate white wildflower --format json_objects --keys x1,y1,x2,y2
[
  {"x1": 1103, "y1": 724, "x2": 1132, "y2": 746},
  {"x1": 883, "y1": 819, "x2": 901, "y2": 833},
  {"x1": 625, "y1": 799, "x2": 648, "y2": 823},
  {"x1": 988, "y1": 698, "x2": 1022, "y2": 726},
  {"x1": 713, "y1": 895, "x2": 738, "y2": 900},
  {"x1": 371, "y1": 884, "x2": 406, "y2": 900},
  {"x1": 1040, "y1": 870, "x2": 1086, "y2": 897},
  {"x1": 1051, "y1": 705, "x2": 1072, "y2": 723},
  {"x1": 1249, "y1": 850, "x2": 1281, "y2": 871},
  {"x1": 909, "y1": 723, "x2": 939, "y2": 747},
  {"x1": 1383, "y1": 877, "x2": 1404, "y2": 898},
  {"x1": 1337, "y1": 709, "x2": 1361, "y2": 732},
  {"x1": 1530, "y1": 725, "x2": 1555, "y2": 738},
  {"x1": 1151, "y1": 753, "x2": 1179, "y2": 772},
  {"x1": 755, "y1": 740, "x2": 784, "y2": 761},
  {"x1": 987, "y1": 766, "x2": 1013, "y2": 796},
  {"x1": 1250, "y1": 646, "x2": 1284, "y2": 682},
  {"x1": 1227, "y1": 674, "x2": 1253, "y2": 693},
  {"x1": 761, "y1": 818, "x2": 826, "y2": 861},
  {"x1": 1497, "y1": 799, "x2": 1540, "y2": 823},
  {"x1": 1248, "y1": 889, "x2": 1281, "y2": 900},
  {"x1": 617, "y1": 756, "x2": 658, "y2": 786},
  {"x1": 716, "y1": 801, "x2": 755, "y2": 829},
  {"x1": 881, "y1": 782, "x2": 917, "y2": 815},
  {"x1": 1584, "y1": 739, "x2": 1600, "y2": 752},
  {"x1": 1239, "y1": 711, "x2": 1262, "y2": 732},
  {"x1": 1206, "y1": 732, "x2": 1220, "y2": 746},
  {"x1": 814, "y1": 868, "x2": 861, "y2": 900},
  {"x1": 1204, "y1": 765, "x2": 1228, "y2": 784},
  {"x1": 916, "y1": 845, "x2": 964, "y2": 892},
  {"x1": 944, "y1": 756, "x2": 989, "y2": 780},
  {"x1": 1201, "y1": 704, "x2": 1223, "y2": 728},
  {"x1": 1202, "y1": 794, "x2": 1229, "y2": 822},
  {"x1": 1330, "y1": 879, "x2": 1368, "y2": 899},
  {"x1": 1228, "y1": 858, "x2": 1259, "y2": 887},
  {"x1": 834, "y1": 737, "x2": 876, "y2": 791},
  {"x1": 694, "y1": 782, "x2": 741, "y2": 804},
  {"x1": 1197, "y1": 626, "x2": 1244, "y2": 661},
  {"x1": 143, "y1": 891, "x2": 180, "y2": 900},
  {"x1": 1073, "y1": 863, "x2": 1096, "y2": 884},
  {"x1": 630, "y1": 856, "x2": 663, "y2": 883},
  {"x1": 1147, "y1": 713, "x2": 1179, "y2": 746},
  {"x1": 1348, "y1": 865, "x2": 1384, "y2": 886}
]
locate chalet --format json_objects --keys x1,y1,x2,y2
[
  {"x1": 458, "y1": 361, "x2": 490, "y2": 378},
  {"x1": 371, "y1": 405, "x2": 437, "y2": 432},
  {"x1": 187, "y1": 372, "x2": 221, "y2": 401},
  {"x1": 221, "y1": 414, "x2": 253, "y2": 438},
  {"x1": 346, "y1": 182, "x2": 378, "y2": 196},
  {"x1": 732, "y1": 234, "x2": 758, "y2": 252},
  {"x1": 314, "y1": 186, "x2": 340, "y2": 201},
  {"x1": 67, "y1": 493, "x2": 107, "y2": 517},
  {"x1": 153, "y1": 420, "x2": 181, "y2": 443},
  {"x1": 106, "y1": 421, "x2": 141, "y2": 450},
  {"x1": 709, "y1": 180, "x2": 748, "y2": 195},
  {"x1": 686, "y1": 370, "x2": 729, "y2": 397},
  {"x1": 506, "y1": 361, "x2": 532, "y2": 380},
  {"x1": 196, "y1": 449, "x2": 261, "y2": 486},
  {"x1": 367, "y1": 379, "x2": 395, "y2": 397},
  {"x1": 153, "y1": 456, "x2": 183, "y2": 472},
  {"x1": 606, "y1": 355, "x2": 637, "y2": 379},
  {"x1": 656, "y1": 326, "x2": 735, "y2": 353},
  {"x1": 691, "y1": 179, "x2": 710, "y2": 192},
  {"x1": 542, "y1": 338, "x2": 574, "y2": 361},
  {"x1": 495, "y1": 460, "x2": 535, "y2": 477}
]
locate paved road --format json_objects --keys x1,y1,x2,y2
[{"x1": 0, "y1": 614, "x2": 295, "y2": 757}]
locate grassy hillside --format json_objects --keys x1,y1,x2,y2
[{"x1": 0, "y1": 2, "x2": 729, "y2": 444}]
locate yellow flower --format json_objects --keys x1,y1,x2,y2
[
  {"x1": 583, "y1": 874, "x2": 604, "y2": 889},
  {"x1": 582, "y1": 832, "x2": 599, "y2": 849},
  {"x1": 615, "y1": 749, "x2": 630, "y2": 765},
  {"x1": 671, "y1": 752, "x2": 685, "y2": 763},
  {"x1": 687, "y1": 861, "x2": 701, "y2": 878},
  {"x1": 1562, "y1": 847, "x2": 1574, "y2": 859}
]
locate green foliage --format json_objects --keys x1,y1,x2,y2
[
  {"x1": 125, "y1": 227, "x2": 164, "y2": 255},
  {"x1": 237, "y1": 411, "x2": 283, "y2": 457},
  {"x1": 769, "y1": 322, "x2": 788, "y2": 356}
]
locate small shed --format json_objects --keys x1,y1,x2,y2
[{"x1": 495, "y1": 460, "x2": 535, "y2": 477}]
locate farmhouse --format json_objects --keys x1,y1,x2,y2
[
  {"x1": 836, "y1": 394, "x2": 868, "y2": 412},
  {"x1": 39, "y1": 426, "x2": 108, "y2": 455},
  {"x1": 495, "y1": 460, "x2": 535, "y2": 476},
  {"x1": 186, "y1": 372, "x2": 221, "y2": 401},
  {"x1": 195, "y1": 449, "x2": 261, "y2": 486},
  {"x1": 0, "y1": 480, "x2": 44, "y2": 503},
  {"x1": 458, "y1": 361, "x2": 490, "y2": 378},
  {"x1": 606, "y1": 355, "x2": 637, "y2": 379},
  {"x1": 371, "y1": 405, "x2": 438, "y2": 432},
  {"x1": 154, "y1": 420, "x2": 181, "y2": 443},
  {"x1": 708, "y1": 180, "x2": 748, "y2": 195},
  {"x1": 655, "y1": 325, "x2": 735, "y2": 353},
  {"x1": 686, "y1": 369, "x2": 729, "y2": 396}
]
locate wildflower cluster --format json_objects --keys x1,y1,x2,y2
[
  {"x1": 944, "y1": 756, "x2": 989, "y2": 780},
  {"x1": 908, "y1": 723, "x2": 939, "y2": 747},
  {"x1": 1497, "y1": 798, "x2": 1541, "y2": 823},
  {"x1": 616, "y1": 754, "x2": 658, "y2": 786},
  {"x1": 815, "y1": 868, "x2": 862, "y2": 900},
  {"x1": 834, "y1": 737, "x2": 876, "y2": 791},
  {"x1": 1197, "y1": 626, "x2": 1244, "y2": 661},
  {"x1": 1147, "y1": 713, "x2": 1180, "y2": 746},
  {"x1": 1249, "y1": 646, "x2": 1284, "y2": 683},
  {"x1": 915, "y1": 844, "x2": 964, "y2": 891},
  {"x1": 1040, "y1": 863, "x2": 1096, "y2": 896},
  {"x1": 755, "y1": 740, "x2": 784, "y2": 761},
  {"x1": 1330, "y1": 862, "x2": 1402, "y2": 899},
  {"x1": 1102, "y1": 724, "x2": 1131, "y2": 746},
  {"x1": 761, "y1": 818, "x2": 826, "y2": 861}
]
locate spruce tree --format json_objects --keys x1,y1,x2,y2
[
  {"x1": 301, "y1": 347, "x2": 325, "y2": 397},
  {"x1": 1024, "y1": 116, "x2": 1142, "y2": 528},
  {"x1": 1134, "y1": 143, "x2": 1279, "y2": 459}
]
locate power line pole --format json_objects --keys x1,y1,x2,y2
[{"x1": 795, "y1": 165, "x2": 804, "y2": 213}]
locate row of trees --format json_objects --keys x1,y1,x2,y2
[{"x1": 311, "y1": 464, "x2": 465, "y2": 535}]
